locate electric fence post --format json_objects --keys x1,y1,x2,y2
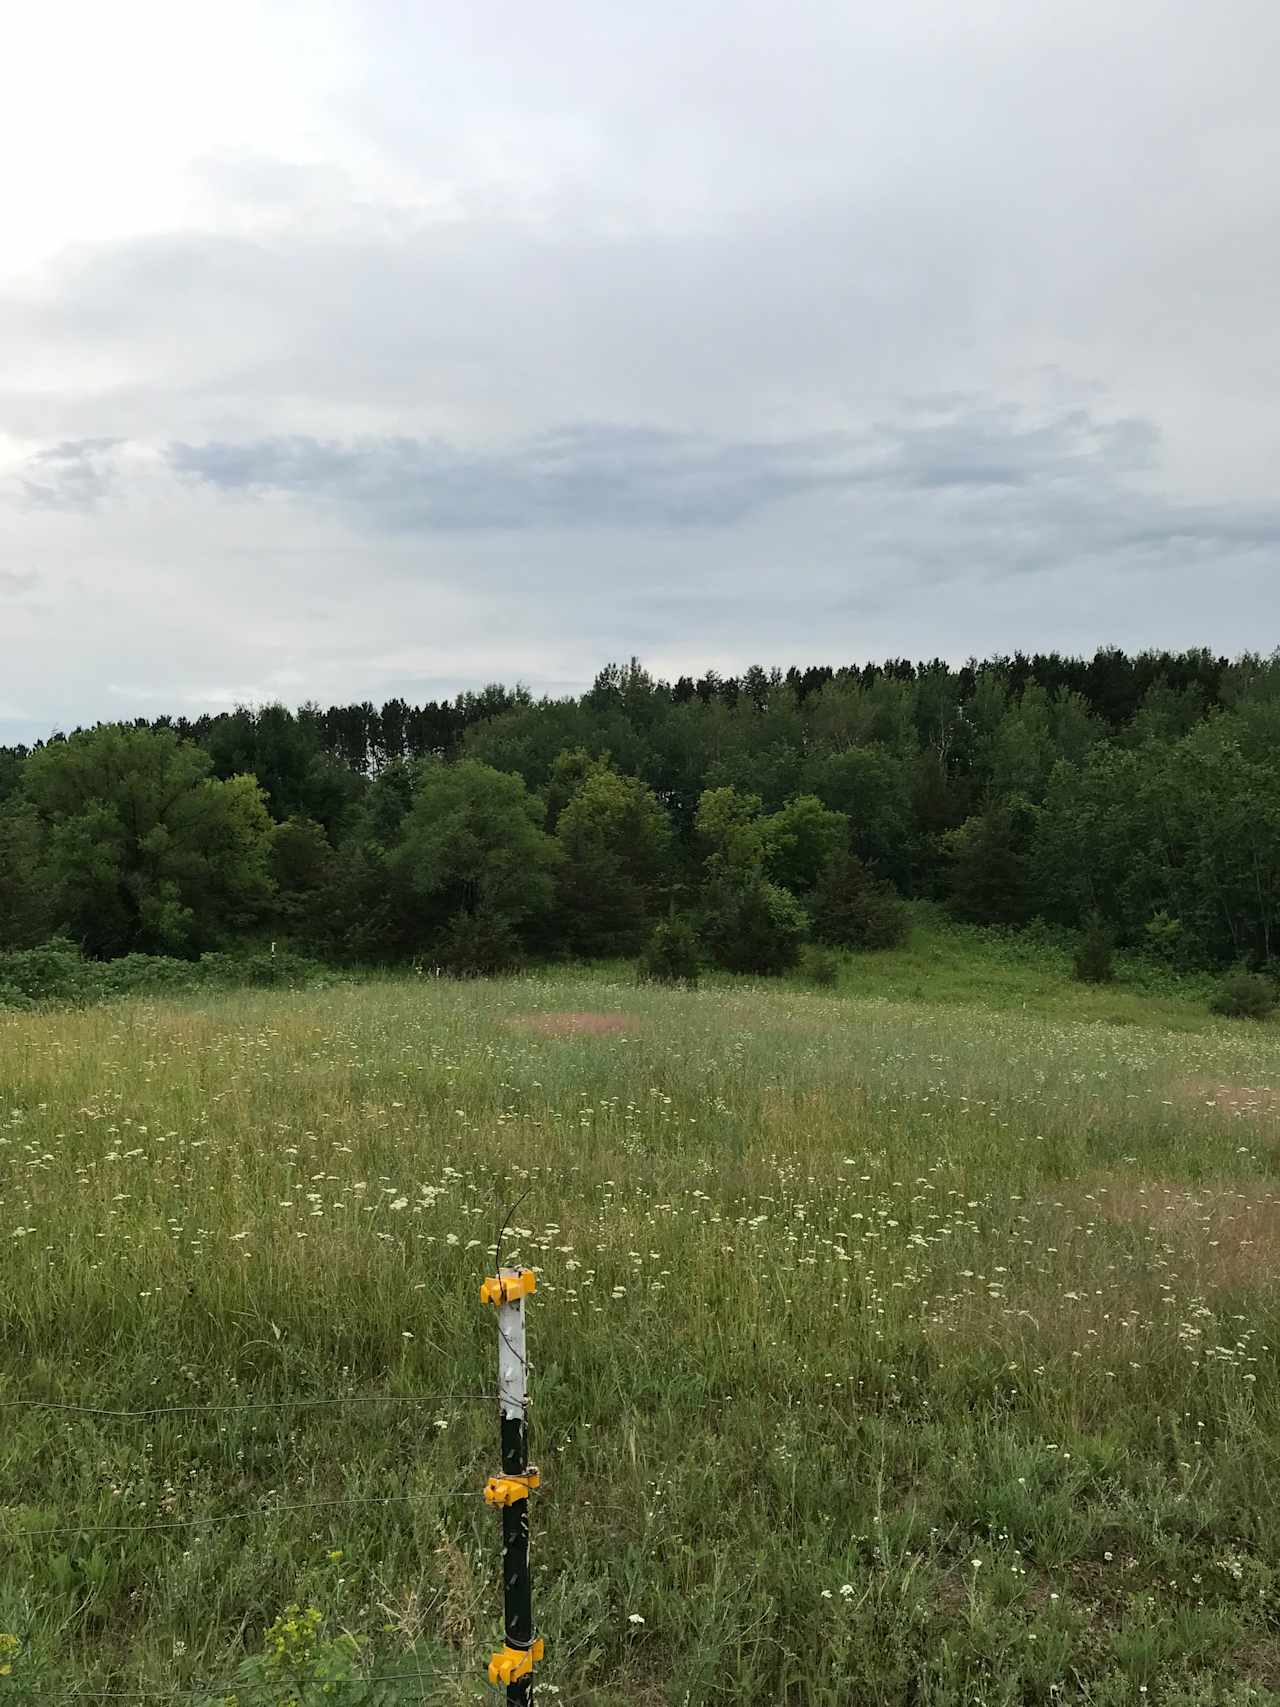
[{"x1": 480, "y1": 1267, "x2": 542, "y2": 1703}]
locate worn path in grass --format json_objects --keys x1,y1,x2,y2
[{"x1": 2, "y1": 964, "x2": 1280, "y2": 1704}]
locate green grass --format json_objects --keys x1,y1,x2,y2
[
  {"x1": 1, "y1": 930, "x2": 1279, "y2": 1704},
  {"x1": 788, "y1": 907, "x2": 1223, "y2": 1029}
]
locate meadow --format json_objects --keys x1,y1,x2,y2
[{"x1": 2, "y1": 930, "x2": 1280, "y2": 1704}]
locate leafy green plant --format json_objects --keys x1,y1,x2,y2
[
  {"x1": 1209, "y1": 970, "x2": 1277, "y2": 1020},
  {"x1": 0, "y1": 1630, "x2": 45, "y2": 1703},
  {"x1": 213, "y1": 1605, "x2": 367, "y2": 1707},
  {"x1": 0, "y1": 937, "x2": 94, "y2": 1003}
]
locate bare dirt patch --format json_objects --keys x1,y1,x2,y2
[{"x1": 509, "y1": 1011, "x2": 632, "y2": 1038}]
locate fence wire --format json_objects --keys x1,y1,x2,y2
[
  {"x1": 0, "y1": 1392, "x2": 504, "y2": 1420},
  {"x1": 52, "y1": 1662, "x2": 480, "y2": 1700},
  {"x1": 9, "y1": 1488, "x2": 488, "y2": 1541}
]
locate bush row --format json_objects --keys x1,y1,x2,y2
[{"x1": 0, "y1": 940, "x2": 330, "y2": 1009}]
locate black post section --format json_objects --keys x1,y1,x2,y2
[
  {"x1": 501, "y1": 1410, "x2": 533, "y2": 1705},
  {"x1": 483, "y1": 1269, "x2": 539, "y2": 1702}
]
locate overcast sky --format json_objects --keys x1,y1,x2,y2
[{"x1": 2, "y1": 0, "x2": 1277, "y2": 742}]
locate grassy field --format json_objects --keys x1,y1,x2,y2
[{"x1": 2, "y1": 925, "x2": 1280, "y2": 1704}]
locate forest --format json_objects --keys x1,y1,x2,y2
[{"x1": 1, "y1": 646, "x2": 1277, "y2": 980}]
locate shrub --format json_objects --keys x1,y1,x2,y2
[
  {"x1": 1072, "y1": 913, "x2": 1115, "y2": 984},
  {"x1": 638, "y1": 916, "x2": 702, "y2": 986},
  {"x1": 701, "y1": 876, "x2": 808, "y2": 975},
  {"x1": 1209, "y1": 971, "x2": 1277, "y2": 1021},
  {"x1": 0, "y1": 938, "x2": 93, "y2": 1003},
  {"x1": 97, "y1": 953, "x2": 203, "y2": 997},
  {"x1": 811, "y1": 853, "x2": 908, "y2": 950},
  {"x1": 0, "y1": 939, "x2": 330, "y2": 1008},
  {"x1": 202, "y1": 948, "x2": 326, "y2": 989},
  {"x1": 214, "y1": 1603, "x2": 367, "y2": 1707},
  {"x1": 434, "y1": 910, "x2": 523, "y2": 976},
  {"x1": 797, "y1": 944, "x2": 840, "y2": 986}
]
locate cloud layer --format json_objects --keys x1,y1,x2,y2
[{"x1": 1, "y1": 0, "x2": 1277, "y2": 742}]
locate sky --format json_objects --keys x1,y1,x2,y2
[{"x1": 2, "y1": 0, "x2": 1278, "y2": 743}]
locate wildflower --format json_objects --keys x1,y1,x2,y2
[{"x1": 628, "y1": 1613, "x2": 645, "y2": 1625}]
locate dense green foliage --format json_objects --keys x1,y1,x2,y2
[
  {"x1": 2, "y1": 648, "x2": 1278, "y2": 982},
  {"x1": 1209, "y1": 971, "x2": 1278, "y2": 1021},
  {"x1": 20, "y1": 726, "x2": 275, "y2": 958},
  {"x1": 0, "y1": 938, "x2": 328, "y2": 1009}
]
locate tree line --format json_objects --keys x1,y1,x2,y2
[{"x1": 1, "y1": 646, "x2": 1277, "y2": 977}]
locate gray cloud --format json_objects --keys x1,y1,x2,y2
[
  {"x1": 15, "y1": 439, "x2": 124, "y2": 510},
  {"x1": 20, "y1": 408, "x2": 1268, "y2": 571},
  {"x1": 168, "y1": 425, "x2": 860, "y2": 528}
]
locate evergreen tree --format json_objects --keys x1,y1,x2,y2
[
  {"x1": 1073, "y1": 912, "x2": 1115, "y2": 983},
  {"x1": 811, "y1": 850, "x2": 908, "y2": 950},
  {"x1": 700, "y1": 872, "x2": 808, "y2": 974}
]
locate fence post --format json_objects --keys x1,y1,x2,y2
[{"x1": 480, "y1": 1268, "x2": 542, "y2": 1704}]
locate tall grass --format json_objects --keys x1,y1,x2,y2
[{"x1": 1, "y1": 969, "x2": 1279, "y2": 1703}]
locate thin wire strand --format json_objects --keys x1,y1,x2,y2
[
  {"x1": 491, "y1": 1187, "x2": 535, "y2": 1381},
  {"x1": 51, "y1": 1664, "x2": 476, "y2": 1700},
  {"x1": 492, "y1": 1185, "x2": 532, "y2": 1278},
  {"x1": 0, "y1": 1393, "x2": 497, "y2": 1420},
  {"x1": 7, "y1": 1489, "x2": 488, "y2": 1540}
]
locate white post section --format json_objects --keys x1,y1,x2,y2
[
  {"x1": 497, "y1": 1276, "x2": 527, "y2": 1425},
  {"x1": 481, "y1": 1266, "x2": 541, "y2": 1702}
]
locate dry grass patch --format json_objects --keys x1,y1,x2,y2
[
  {"x1": 1079, "y1": 1174, "x2": 1280, "y2": 1290},
  {"x1": 1177, "y1": 1076, "x2": 1280, "y2": 1126}
]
